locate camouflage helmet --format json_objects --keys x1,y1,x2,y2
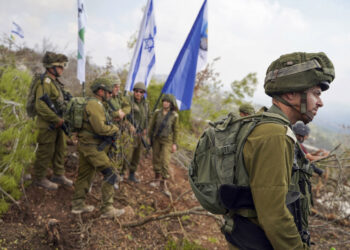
[
  {"x1": 239, "y1": 103, "x2": 255, "y2": 115},
  {"x1": 133, "y1": 82, "x2": 146, "y2": 91},
  {"x1": 264, "y1": 52, "x2": 335, "y2": 96},
  {"x1": 42, "y1": 51, "x2": 68, "y2": 68},
  {"x1": 109, "y1": 74, "x2": 121, "y2": 86},
  {"x1": 90, "y1": 77, "x2": 113, "y2": 93},
  {"x1": 162, "y1": 94, "x2": 178, "y2": 111},
  {"x1": 292, "y1": 121, "x2": 310, "y2": 137}
]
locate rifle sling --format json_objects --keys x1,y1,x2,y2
[{"x1": 155, "y1": 110, "x2": 172, "y2": 138}]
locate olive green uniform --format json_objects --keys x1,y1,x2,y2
[
  {"x1": 122, "y1": 95, "x2": 151, "y2": 173},
  {"x1": 72, "y1": 98, "x2": 118, "y2": 212},
  {"x1": 228, "y1": 105, "x2": 308, "y2": 249},
  {"x1": 148, "y1": 108, "x2": 179, "y2": 178},
  {"x1": 33, "y1": 74, "x2": 68, "y2": 180},
  {"x1": 107, "y1": 94, "x2": 132, "y2": 170}
]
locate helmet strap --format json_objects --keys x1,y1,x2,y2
[
  {"x1": 274, "y1": 93, "x2": 313, "y2": 123},
  {"x1": 300, "y1": 91, "x2": 314, "y2": 123},
  {"x1": 48, "y1": 67, "x2": 59, "y2": 78}
]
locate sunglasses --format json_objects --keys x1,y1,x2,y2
[{"x1": 134, "y1": 89, "x2": 145, "y2": 94}]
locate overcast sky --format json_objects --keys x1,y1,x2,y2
[{"x1": 1, "y1": 0, "x2": 350, "y2": 127}]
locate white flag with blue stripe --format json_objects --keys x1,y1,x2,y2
[
  {"x1": 125, "y1": 0, "x2": 156, "y2": 91},
  {"x1": 11, "y1": 22, "x2": 24, "y2": 39}
]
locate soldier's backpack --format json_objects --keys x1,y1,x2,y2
[
  {"x1": 26, "y1": 73, "x2": 45, "y2": 118},
  {"x1": 64, "y1": 97, "x2": 88, "y2": 132},
  {"x1": 188, "y1": 111, "x2": 290, "y2": 215}
]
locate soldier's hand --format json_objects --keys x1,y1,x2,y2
[
  {"x1": 55, "y1": 119, "x2": 64, "y2": 128},
  {"x1": 129, "y1": 125, "x2": 136, "y2": 135},
  {"x1": 118, "y1": 109, "x2": 125, "y2": 119},
  {"x1": 171, "y1": 144, "x2": 177, "y2": 153}
]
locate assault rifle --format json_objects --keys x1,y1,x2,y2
[
  {"x1": 94, "y1": 133, "x2": 117, "y2": 151},
  {"x1": 310, "y1": 163, "x2": 324, "y2": 177},
  {"x1": 126, "y1": 114, "x2": 151, "y2": 151},
  {"x1": 39, "y1": 93, "x2": 69, "y2": 136}
]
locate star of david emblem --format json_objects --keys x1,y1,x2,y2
[{"x1": 143, "y1": 34, "x2": 154, "y2": 52}]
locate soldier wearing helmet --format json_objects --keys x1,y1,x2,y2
[
  {"x1": 239, "y1": 103, "x2": 255, "y2": 117},
  {"x1": 223, "y1": 52, "x2": 335, "y2": 250},
  {"x1": 71, "y1": 77, "x2": 125, "y2": 219},
  {"x1": 293, "y1": 121, "x2": 329, "y2": 162},
  {"x1": 121, "y1": 82, "x2": 151, "y2": 183},
  {"x1": 148, "y1": 94, "x2": 179, "y2": 194},
  {"x1": 108, "y1": 75, "x2": 131, "y2": 121},
  {"x1": 33, "y1": 51, "x2": 73, "y2": 190},
  {"x1": 104, "y1": 75, "x2": 131, "y2": 188}
]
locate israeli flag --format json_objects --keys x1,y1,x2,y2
[
  {"x1": 11, "y1": 22, "x2": 24, "y2": 39},
  {"x1": 161, "y1": 0, "x2": 207, "y2": 110},
  {"x1": 125, "y1": 0, "x2": 156, "y2": 91}
]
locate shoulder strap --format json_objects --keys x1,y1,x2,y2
[{"x1": 155, "y1": 110, "x2": 172, "y2": 137}]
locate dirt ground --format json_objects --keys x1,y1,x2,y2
[
  {"x1": 0, "y1": 146, "x2": 226, "y2": 249},
  {"x1": 0, "y1": 145, "x2": 349, "y2": 249}
]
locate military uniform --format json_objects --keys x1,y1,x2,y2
[
  {"x1": 33, "y1": 74, "x2": 67, "y2": 181},
  {"x1": 221, "y1": 52, "x2": 335, "y2": 249},
  {"x1": 148, "y1": 108, "x2": 179, "y2": 178},
  {"x1": 106, "y1": 94, "x2": 132, "y2": 171},
  {"x1": 122, "y1": 94, "x2": 151, "y2": 175},
  {"x1": 72, "y1": 78, "x2": 124, "y2": 217},
  {"x1": 226, "y1": 105, "x2": 308, "y2": 249}
]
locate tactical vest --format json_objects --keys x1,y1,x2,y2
[{"x1": 189, "y1": 111, "x2": 312, "y2": 247}]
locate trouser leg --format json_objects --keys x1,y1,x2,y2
[
  {"x1": 52, "y1": 130, "x2": 66, "y2": 176},
  {"x1": 72, "y1": 152, "x2": 95, "y2": 208},
  {"x1": 152, "y1": 140, "x2": 162, "y2": 174}
]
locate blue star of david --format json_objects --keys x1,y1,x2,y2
[{"x1": 143, "y1": 34, "x2": 154, "y2": 52}]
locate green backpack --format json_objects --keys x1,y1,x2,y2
[
  {"x1": 188, "y1": 111, "x2": 290, "y2": 215},
  {"x1": 26, "y1": 73, "x2": 45, "y2": 118},
  {"x1": 64, "y1": 97, "x2": 88, "y2": 132}
]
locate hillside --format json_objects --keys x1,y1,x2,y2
[{"x1": 1, "y1": 46, "x2": 350, "y2": 249}]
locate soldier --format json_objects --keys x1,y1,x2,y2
[
  {"x1": 106, "y1": 75, "x2": 131, "y2": 187},
  {"x1": 148, "y1": 94, "x2": 179, "y2": 192},
  {"x1": 293, "y1": 121, "x2": 329, "y2": 162},
  {"x1": 108, "y1": 75, "x2": 131, "y2": 122},
  {"x1": 33, "y1": 51, "x2": 73, "y2": 190},
  {"x1": 221, "y1": 52, "x2": 335, "y2": 249},
  {"x1": 121, "y1": 82, "x2": 151, "y2": 183},
  {"x1": 238, "y1": 103, "x2": 255, "y2": 117},
  {"x1": 71, "y1": 77, "x2": 124, "y2": 218}
]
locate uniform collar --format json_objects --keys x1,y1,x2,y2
[{"x1": 268, "y1": 104, "x2": 291, "y2": 124}]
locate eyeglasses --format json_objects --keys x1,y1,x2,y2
[{"x1": 134, "y1": 89, "x2": 145, "y2": 94}]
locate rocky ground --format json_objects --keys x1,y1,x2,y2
[{"x1": 0, "y1": 145, "x2": 349, "y2": 249}]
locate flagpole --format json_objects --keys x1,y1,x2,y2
[
  {"x1": 77, "y1": 0, "x2": 86, "y2": 96},
  {"x1": 82, "y1": 81, "x2": 85, "y2": 97},
  {"x1": 152, "y1": 92, "x2": 163, "y2": 113}
]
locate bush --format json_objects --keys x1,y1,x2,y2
[{"x1": 0, "y1": 66, "x2": 36, "y2": 216}]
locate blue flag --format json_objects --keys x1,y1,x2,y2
[
  {"x1": 161, "y1": 0, "x2": 207, "y2": 110},
  {"x1": 125, "y1": 0, "x2": 157, "y2": 92},
  {"x1": 11, "y1": 22, "x2": 24, "y2": 39}
]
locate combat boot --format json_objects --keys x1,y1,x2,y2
[
  {"x1": 128, "y1": 171, "x2": 139, "y2": 183},
  {"x1": 51, "y1": 174, "x2": 73, "y2": 187},
  {"x1": 71, "y1": 204, "x2": 95, "y2": 214},
  {"x1": 35, "y1": 178, "x2": 58, "y2": 190},
  {"x1": 100, "y1": 207, "x2": 125, "y2": 219}
]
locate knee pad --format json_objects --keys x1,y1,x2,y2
[{"x1": 101, "y1": 167, "x2": 117, "y2": 185}]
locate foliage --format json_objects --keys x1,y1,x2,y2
[
  {"x1": 165, "y1": 238, "x2": 205, "y2": 250},
  {"x1": 223, "y1": 72, "x2": 258, "y2": 106},
  {"x1": 0, "y1": 66, "x2": 36, "y2": 215}
]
